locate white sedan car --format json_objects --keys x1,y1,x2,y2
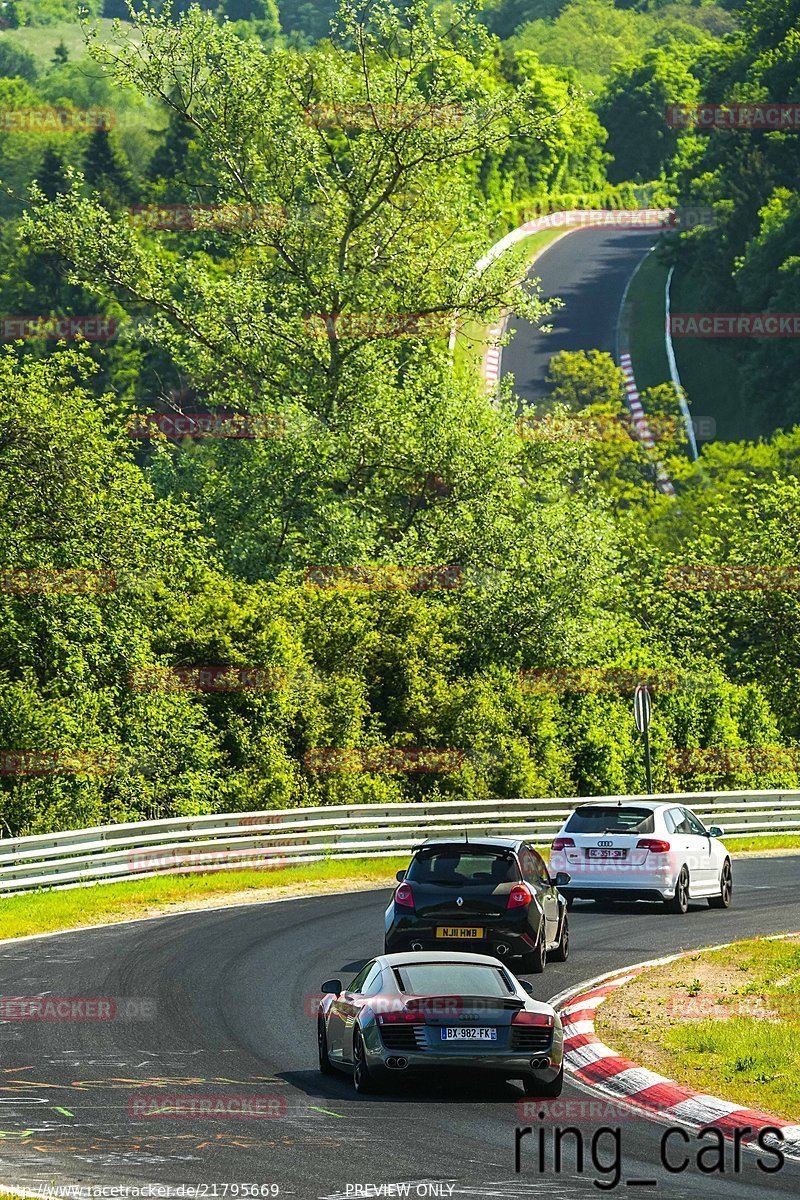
[{"x1": 548, "y1": 801, "x2": 732, "y2": 914}]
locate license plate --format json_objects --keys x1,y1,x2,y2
[
  {"x1": 587, "y1": 848, "x2": 626, "y2": 859},
  {"x1": 436, "y1": 927, "x2": 483, "y2": 939},
  {"x1": 441, "y1": 1027, "x2": 497, "y2": 1041}
]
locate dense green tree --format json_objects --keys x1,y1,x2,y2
[
  {"x1": 599, "y1": 47, "x2": 700, "y2": 183},
  {"x1": 82, "y1": 126, "x2": 137, "y2": 207},
  {"x1": 222, "y1": 0, "x2": 274, "y2": 21},
  {"x1": 0, "y1": 349, "x2": 229, "y2": 834},
  {"x1": 3, "y1": 0, "x2": 799, "y2": 830},
  {"x1": 0, "y1": 40, "x2": 37, "y2": 81},
  {"x1": 667, "y1": 0, "x2": 800, "y2": 431},
  {"x1": 36, "y1": 146, "x2": 70, "y2": 200}
]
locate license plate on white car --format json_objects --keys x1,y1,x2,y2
[
  {"x1": 587, "y1": 848, "x2": 626, "y2": 859},
  {"x1": 441, "y1": 1027, "x2": 497, "y2": 1041}
]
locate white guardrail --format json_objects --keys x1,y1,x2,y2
[{"x1": 1, "y1": 789, "x2": 799, "y2": 895}]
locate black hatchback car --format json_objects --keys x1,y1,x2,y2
[{"x1": 384, "y1": 838, "x2": 571, "y2": 973}]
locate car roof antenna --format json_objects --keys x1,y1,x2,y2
[{"x1": 464, "y1": 828, "x2": 469, "y2": 842}]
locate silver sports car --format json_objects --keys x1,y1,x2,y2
[{"x1": 317, "y1": 950, "x2": 564, "y2": 1095}]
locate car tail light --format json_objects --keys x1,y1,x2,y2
[
  {"x1": 394, "y1": 883, "x2": 414, "y2": 908},
  {"x1": 552, "y1": 837, "x2": 575, "y2": 852},
  {"x1": 512, "y1": 1010, "x2": 554, "y2": 1027},
  {"x1": 507, "y1": 883, "x2": 532, "y2": 909},
  {"x1": 637, "y1": 838, "x2": 671, "y2": 853},
  {"x1": 376, "y1": 1009, "x2": 424, "y2": 1025}
]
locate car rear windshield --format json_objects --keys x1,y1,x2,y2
[
  {"x1": 395, "y1": 962, "x2": 514, "y2": 996},
  {"x1": 564, "y1": 806, "x2": 655, "y2": 834},
  {"x1": 406, "y1": 849, "x2": 518, "y2": 886}
]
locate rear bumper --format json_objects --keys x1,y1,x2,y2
[
  {"x1": 368, "y1": 1052, "x2": 562, "y2": 1083},
  {"x1": 550, "y1": 854, "x2": 678, "y2": 901},
  {"x1": 365, "y1": 1041, "x2": 563, "y2": 1080},
  {"x1": 384, "y1": 903, "x2": 540, "y2": 957},
  {"x1": 562, "y1": 884, "x2": 673, "y2": 901},
  {"x1": 384, "y1": 927, "x2": 535, "y2": 959},
  {"x1": 363, "y1": 1021, "x2": 564, "y2": 1075}
]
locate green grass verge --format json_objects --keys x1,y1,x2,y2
[
  {"x1": 0, "y1": 856, "x2": 409, "y2": 942},
  {"x1": 0, "y1": 19, "x2": 133, "y2": 66},
  {"x1": 452, "y1": 225, "x2": 575, "y2": 378},
  {"x1": 670, "y1": 263, "x2": 754, "y2": 442},
  {"x1": 625, "y1": 249, "x2": 669, "y2": 390},
  {"x1": 598, "y1": 934, "x2": 800, "y2": 1121},
  {"x1": 727, "y1": 834, "x2": 800, "y2": 854}
]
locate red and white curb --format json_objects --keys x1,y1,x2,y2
[
  {"x1": 619, "y1": 352, "x2": 675, "y2": 497},
  {"x1": 483, "y1": 321, "x2": 505, "y2": 390},
  {"x1": 551, "y1": 936, "x2": 800, "y2": 1161}
]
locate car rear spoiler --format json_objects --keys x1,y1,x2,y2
[
  {"x1": 404, "y1": 994, "x2": 525, "y2": 1011},
  {"x1": 410, "y1": 842, "x2": 514, "y2": 854}
]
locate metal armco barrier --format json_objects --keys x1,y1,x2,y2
[{"x1": 1, "y1": 789, "x2": 798, "y2": 895}]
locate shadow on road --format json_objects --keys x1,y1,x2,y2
[{"x1": 281, "y1": 1068, "x2": 526, "y2": 1104}]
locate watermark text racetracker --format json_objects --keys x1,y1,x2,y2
[
  {"x1": 0, "y1": 315, "x2": 117, "y2": 341},
  {"x1": 127, "y1": 412, "x2": 285, "y2": 440},
  {"x1": 0, "y1": 107, "x2": 113, "y2": 131},
  {"x1": 304, "y1": 565, "x2": 461, "y2": 591},
  {"x1": 128, "y1": 203, "x2": 285, "y2": 233},
  {"x1": 666, "y1": 104, "x2": 800, "y2": 130},
  {"x1": 665, "y1": 992, "x2": 800, "y2": 1020},
  {"x1": 670, "y1": 313, "x2": 800, "y2": 337},
  {"x1": 0, "y1": 568, "x2": 117, "y2": 595},
  {"x1": 304, "y1": 312, "x2": 453, "y2": 339},
  {"x1": 667, "y1": 745, "x2": 800, "y2": 775},
  {"x1": 517, "y1": 412, "x2": 716, "y2": 444},
  {"x1": 304, "y1": 747, "x2": 467, "y2": 773},
  {"x1": 667, "y1": 564, "x2": 800, "y2": 590},
  {"x1": 0, "y1": 995, "x2": 155, "y2": 1020},
  {"x1": 128, "y1": 1095, "x2": 286, "y2": 1120},
  {"x1": 128, "y1": 666, "x2": 287, "y2": 692},
  {"x1": 127, "y1": 847, "x2": 295, "y2": 874},
  {"x1": 519, "y1": 667, "x2": 700, "y2": 695},
  {"x1": 304, "y1": 994, "x2": 527, "y2": 1019}
]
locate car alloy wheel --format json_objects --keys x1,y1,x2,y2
[
  {"x1": 708, "y1": 859, "x2": 733, "y2": 909},
  {"x1": 666, "y1": 866, "x2": 690, "y2": 915},
  {"x1": 352, "y1": 1030, "x2": 376, "y2": 1094}
]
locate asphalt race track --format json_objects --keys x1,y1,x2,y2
[
  {"x1": 501, "y1": 226, "x2": 657, "y2": 404},
  {"x1": 0, "y1": 856, "x2": 799, "y2": 1200}
]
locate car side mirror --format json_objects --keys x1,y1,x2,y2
[
  {"x1": 553, "y1": 872, "x2": 571, "y2": 887},
  {"x1": 519, "y1": 979, "x2": 534, "y2": 996},
  {"x1": 708, "y1": 826, "x2": 724, "y2": 838},
  {"x1": 395, "y1": 870, "x2": 406, "y2": 882},
  {"x1": 321, "y1": 978, "x2": 342, "y2": 994}
]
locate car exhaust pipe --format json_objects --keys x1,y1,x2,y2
[
  {"x1": 386, "y1": 1056, "x2": 408, "y2": 1070},
  {"x1": 411, "y1": 942, "x2": 423, "y2": 951},
  {"x1": 529, "y1": 1057, "x2": 550, "y2": 1070},
  {"x1": 496, "y1": 944, "x2": 509, "y2": 955}
]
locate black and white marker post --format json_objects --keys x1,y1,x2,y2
[{"x1": 634, "y1": 684, "x2": 653, "y2": 795}]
